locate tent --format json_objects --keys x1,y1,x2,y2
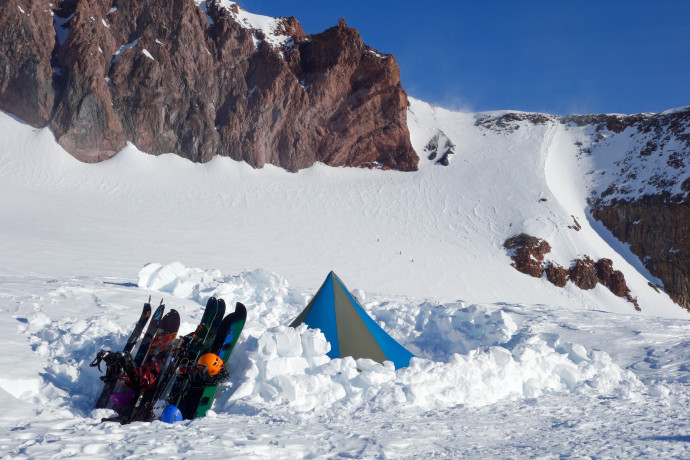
[{"x1": 290, "y1": 271, "x2": 414, "y2": 369}]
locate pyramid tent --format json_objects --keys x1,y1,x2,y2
[{"x1": 290, "y1": 271, "x2": 414, "y2": 369}]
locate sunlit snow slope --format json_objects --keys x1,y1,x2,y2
[
  {"x1": 0, "y1": 98, "x2": 684, "y2": 318},
  {"x1": 2, "y1": 93, "x2": 690, "y2": 458}
]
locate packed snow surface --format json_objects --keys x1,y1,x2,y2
[
  {"x1": 1, "y1": 266, "x2": 690, "y2": 458},
  {"x1": 1, "y1": 95, "x2": 690, "y2": 457}
]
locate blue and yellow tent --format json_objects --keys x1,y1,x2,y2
[{"x1": 290, "y1": 271, "x2": 414, "y2": 369}]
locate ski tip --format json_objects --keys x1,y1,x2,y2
[
  {"x1": 148, "y1": 295, "x2": 152, "y2": 303},
  {"x1": 159, "y1": 298, "x2": 164, "y2": 306},
  {"x1": 235, "y1": 302, "x2": 247, "y2": 314}
]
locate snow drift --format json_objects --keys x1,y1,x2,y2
[{"x1": 136, "y1": 262, "x2": 643, "y2": 415}]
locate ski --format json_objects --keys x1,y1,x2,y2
[
  {"x1": 124, "y1": 297, "x2": 153, "y2": 355},
  {"x1": 179, "y1": 302, "x2": 247, "y2": 419},
  {"x1": 92, "y1": 298, "x2": 152, "y2": 409},
  {"x1": 131, "y1": 297, "x2": 222, "y2": 422},
  {"x1": 132, "y1": 300, "x2": 166, "y2": 366},
  {"x1": 113, "y1": 309, "x2": 180, "y2": 424}
]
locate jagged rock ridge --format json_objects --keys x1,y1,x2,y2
[{"x1": 0, "y1": 0, "x2": 418, "y2": 172}]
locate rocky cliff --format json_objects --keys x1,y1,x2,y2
[
  {"x1": 581, "y1": 109, "x2": 690, "y2": 310},
  {"x1": 0, "y1": 0, "x2": 418, "y2": 171}
]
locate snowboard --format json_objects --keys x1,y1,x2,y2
[
  {"x1": 165, "y1": 297, "x2": 223, "y2": 407},
  {"x1": 131, "y1": 297, "x2": 222, "y2": 421},
  {"x1": 178, "y1": 302, "x2": 247, "y2": 419}
]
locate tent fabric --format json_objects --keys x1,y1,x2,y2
[{"x1": 290, "y1": 271, "x2": 414, "y2": 369}]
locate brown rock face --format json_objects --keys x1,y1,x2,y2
[
  {"x1": 545, "y1": 262, "x2": 568, "y2": 287},
  {"x1": 0, "y1": 0, "x2": 418, "y2": 171},
  {"x1": 504, "y1": 234, "x2": 551, "y2": 278},
  {"x1": 569, "y1": 257, "x2": 597, "y2": 290},
  {"x1": 594, "y1": 257, "x2": 637, "y2": 306},
  {"x1": 582, "y1": 109, "x2": 690, "y2": 311},
  {"x1": 51, "y1": 0, "x2": 126, "y2": 161},
  {"x1": 0, "y1": 0, "x2": 57, "y2": 127},
  {"x1": 505, "y1": 234, "x2": 639, "y2": 309},
  {"x1": 594, "y1": 258, "x2": 614, "y2": 285},
  {"x1": 592, "y1": 199, "x2": 690, "y2": 310},
  {"x1": 608, "y1": 270, "x2": 630, "y2": 298}
]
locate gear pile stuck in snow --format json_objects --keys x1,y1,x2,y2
[{"x1": 91, "y1": 297, "x2": 247, "y2": 424}]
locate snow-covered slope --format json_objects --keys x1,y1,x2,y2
[
  {"x1": 0, "y1": 99, "x2": 683, "y2": 317},
  {"x1": 408, "y1": 100, "x2": 685, "y2": 317},
  {"x1": 1, "y1": 97, "x2": 690, "y2": 457}
]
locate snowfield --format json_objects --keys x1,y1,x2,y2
[
  {"x1": 1, "y1": 94, "x2": 690, "y2": 458},
  {"x1": 2, "y1": 267, "x2": 690, "y2": 458}
]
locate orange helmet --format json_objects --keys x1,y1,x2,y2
[{"x1": 197, "y1": 353, "x2": 224, "y2": 376}]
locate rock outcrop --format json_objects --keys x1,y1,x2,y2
[
  {"x1": 424, "y1": 130, "x2": 455, "y2": 166},
  {"x1": 583, "y1": 109, "x2": 690, "y2": 310},
  {"x1": 504, "y1": 234, "x2": 639, "y2": 309},
  {"x1": 592, "y1": 199, "x2": 689, "y2": 309},
  {"x1": 0, "y1": 0, "x2": 57, "y2": 127},
  {"x1": 503, "y1": 233, "x2": 551, "y2": 278},
  {"x1": 569, "y1": 257, "x2": 597, "y2": 290},
  {"x1": 0, "y1": 0, "x2": 418, "y2": 171},
  {"x1": 545, "y1": 262, "x2": 568, "y2": 287}
]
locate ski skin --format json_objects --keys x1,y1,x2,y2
[
  {"x1": 131, "y1": 297, "x2": 222, "y2": 422},
  {"x1": 179, "y1": 302, "x2": 247, "y2": 420},
  {"x1": 94, "y1": 298, "x2": 152, "y2": 409},
  {"x1": 102, "y1": 309, "x2": 180, "y2": 424}
]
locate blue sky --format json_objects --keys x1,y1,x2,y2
[{"x1": 240, "y1": 1, "x2": 689, "y2": 115}]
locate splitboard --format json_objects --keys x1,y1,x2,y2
[
  {"x1": 132, "y1": 297, "x2": 222, "y2": 422},
  {"x1": 178, "y1": 302, "x2": 247, "y2": 419}
]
